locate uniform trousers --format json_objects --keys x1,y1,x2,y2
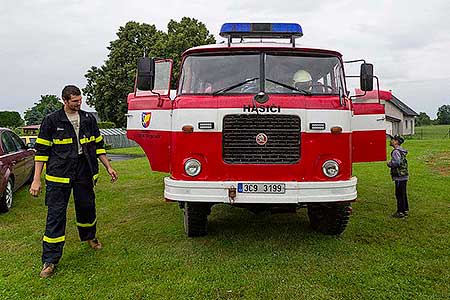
[{"x1": 42, "y1": 155, "x2": 96, "y2": 264}]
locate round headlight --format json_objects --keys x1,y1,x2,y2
[
  {"x1": 322, "y1": 160, "x2": 339, "y2": 178},
  {"x1": 184, "y1": 159, "x2": 201, "y2": 177}
]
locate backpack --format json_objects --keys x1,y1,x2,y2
[{"x1": 390, "y1": 149, "x2": 408, "y2": 178}]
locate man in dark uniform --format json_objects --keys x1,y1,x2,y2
[
  {"x1": 387, "y1": 135, "x2": 409, "y2": 218},
  {"x1": 30, "y1": 85, "x2": 118, "y2": 278}
]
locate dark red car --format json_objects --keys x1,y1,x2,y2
[{"x1": 0, "y1": 128, "x2": 35, "y2": 213}]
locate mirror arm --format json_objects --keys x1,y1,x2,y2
[
  {"x1": 344, "y1": 59, "x2": 367, "y2": 64},
  {"x1": 373, "y1": 75, "x2": 380, "y2": 103},
  {"x1": 345, "y1": 75, "x2": 367, "y2": 100}
]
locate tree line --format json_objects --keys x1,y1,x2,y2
[
  {"x1": 0, "y1": 17, "x2": 214, "y2": 129},
  {"x1": 0, "y1": 17, "x2": 449, "y2": 129},
  {"x1": 415, "y1": 105, "x2": 450, "y2": 127}
]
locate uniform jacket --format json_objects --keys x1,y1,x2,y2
[
  {"x1": 387, "y1": 146, "x2": 408, "y2": 181},
  {"x1": 35, "y1": 109, "x2": 106, "y2": 184}
]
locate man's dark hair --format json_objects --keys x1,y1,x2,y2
[
  {"x1": 62, "y1": 85, "x2": 81, "y2": 101},
  {"x1": 392, "y1": 135, "x2": 405, "y2": 145}
]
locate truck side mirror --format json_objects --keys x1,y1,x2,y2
[
  {"x1": 136, "y1": 57, "x2": 155, "y2": 91},
  {"x1": 360, "y1": 63, "x2": 373, "y2": 91}
]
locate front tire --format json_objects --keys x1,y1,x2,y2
[
  {"x1": 307, "y1": 203, "x2": 352, "y2": 235},
  {"x1": 0, "y1": 178, "x2": 14, "y2": 213},
  {"x1": 183, "y1": 202, "x2": 210, "y2": 237}
]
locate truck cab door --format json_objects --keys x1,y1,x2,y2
[
  {"x1": 351, "y1": 90, "x2": 390, "y2": 162},
  {"x1": 127, "y1": 59, "x2": 173, "y2": 172}
]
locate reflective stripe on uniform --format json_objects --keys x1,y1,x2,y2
[
  {"x1": 36, "y1": 138, "x2": 53, "y2": 146},
  {"x1": 80, "y1": 136, "x2": 95, "y2": 144},
  {"x1": 53, "y1": 138, "x2": 73, "y2": 144},
  {"x1": 43, "y1": 235, "x2": 65, "y2": 243},
  {"x1": 76, "y1": 218, "x2": 97, "y2": 228},
  {"x1": 45, "y1": 174, "x2": 70, "y2": 184},
  {"x1": 95, "y1": 135, "x2": 103, "y2": 143},
  {"x1": 35, "y1": 155, "x2": 49, "y2": 162},
  {"x1": 96, "y1": 149, "x2": 106, "y2": 155}
]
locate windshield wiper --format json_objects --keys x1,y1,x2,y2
[
  {"x1": 265, "y1": 78, "x2": 312, "y2": 95},
  {"x1": 212, "y1": 77, "x2": 259, "y2": 95}
]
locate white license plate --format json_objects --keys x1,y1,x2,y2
[{"x1": 237, "y1": 183, "x2": 285, "y2": 194}]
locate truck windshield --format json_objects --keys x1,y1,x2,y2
[
  {"x1": 179, "y1": 54, "x2": 260, "y2": 94},
  {"x1": 178, "y1": 53, "x2": 344, "y2": 95}
]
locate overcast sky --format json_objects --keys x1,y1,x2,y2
[{"x1": 1, "y1": 0, "x2": 449, "y2": 118}]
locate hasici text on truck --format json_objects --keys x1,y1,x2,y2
[{"x1": 126, "y1": 23, "x2": 389, "y2": 237}]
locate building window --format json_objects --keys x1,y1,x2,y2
[{"x1": 405, "y1": 120, "x2": 408, "y2": 129}]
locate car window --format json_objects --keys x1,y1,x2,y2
[
  {"x1": 1, "y1": 132, "x2": 18, "y2": 154},
  {"x1": 8, "y1": 131, "x2": 26, "y2": 150}
]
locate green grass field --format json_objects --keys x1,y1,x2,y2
[
  {"x1": 411, "y1": 125, "x2": 450, "y2": 140},
  {"x1": 1, "y1": 140, "x2": 449, "y2": 299}
]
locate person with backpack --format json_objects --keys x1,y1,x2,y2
[{"x1": 387, "y1": 135, "x2": 409, "y2": 218}]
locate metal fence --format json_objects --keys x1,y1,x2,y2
[
  {"x1": 409, "y1": 126, "x2": 450, "y2": 140},
  {"x1": 99, "y1": 128, "x2": 138, "y2": 148}
]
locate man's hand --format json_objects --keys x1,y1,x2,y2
[
  {"x1": 29, "y1": 179, "x2": 41, "y2": 197},
  {"x1": 107, "y1": 167, "x2": 118, "y2": 183}
]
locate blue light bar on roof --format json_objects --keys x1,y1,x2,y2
[{"x1": 220, "y1": 23, "x2": 303, "y2": 38}]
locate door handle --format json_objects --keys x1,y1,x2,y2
[{"x1": 377, "y1": 117, "x2": 386, "y2": 121}]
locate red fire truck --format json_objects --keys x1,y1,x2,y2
[{"x1": 126, "y1": 23, "x2": 388, "y2": 237}]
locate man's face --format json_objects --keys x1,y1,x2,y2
[
  {"x1": 294, "y1": 80, "x2": 313, "y2": 91},
  {"x1": 390, "y1": 139, "x2": 398, "y2": 147},
  {"x1": 64, "y1": 95, "x2": 82, "y2": 111}
]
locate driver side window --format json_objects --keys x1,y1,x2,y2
[
  {"x1": 9, "y1": 131, "x2": 26, "y2": 150},
  {"x1": 1, "y1": 132, "x2": 19, "y2": 154}
]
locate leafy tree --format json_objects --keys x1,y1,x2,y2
[
  {"x1": 0, "y1": 111, "x2": 24, "y2": 129},
  {"x1": 84, "y1": 18, "x2": 215, "y2": 127},
  {"x1": 436, "y1": 105, "x2": 450, "y2": 125},
  {"x1": 98, "y1": 121, "x2": 116, "y2": 129},
  {"x1": 163, "y1": 17, "x2": 215, "y2": 87},
  {"x1": 415, "y1": 112, "x2": 432, "y2": 127},
  {"x1": 84, "y1": 21, "x2": 166, "y2": 127},
  {"x1": 24, "y1": 95, "x2": 63, "y2": 125}
]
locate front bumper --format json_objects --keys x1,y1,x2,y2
[{"x1": 164, "y1": 177, "x2": 357, "y2": 204}]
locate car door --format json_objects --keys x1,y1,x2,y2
[
  {"x1": 127, "y1": 59, "x2": 173, "y2": 172},
  {"x1": 351, "y1": 90, "x2": 390, "y2": 162},
  {"x1": 9, "y1": 131, "x2": 35, "y2": 186},
  {"x1": 0, "y1": 131, "x2": 23, "y2": 189}
]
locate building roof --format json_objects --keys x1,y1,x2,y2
[
  {"x1": 99, "y1": 128, "x2": 126, "y2": 136},
  {"x1": 354, "y1": 89, "x2": 418, "y2": 117},
  {"x1": 390, "y1": 94, "x2": 419, "y2": 117},
  {"x1": 20, "y1": 125, "x2": 40, "y2": 129}
]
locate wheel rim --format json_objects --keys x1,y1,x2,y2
[{"x1": 5, "y1": 181, "x2": 13, "y2": 209}]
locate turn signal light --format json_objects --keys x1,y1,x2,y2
[
  {"x1": 330, "y1": 126, "x2": 342, "y2": 134},
  {"x1": 182, "y1": 125, "x2": 194, "y2": 133}
]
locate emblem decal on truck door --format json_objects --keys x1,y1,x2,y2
[{"x1": 141, "y1": 112, "x2": 152, "y2": 128}]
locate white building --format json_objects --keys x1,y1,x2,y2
[{"x1": 354, "y1": 90, "x2": 418, "y2": 136}]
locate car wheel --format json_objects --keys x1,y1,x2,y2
[{"x1": 0, "y1": 178, "x2": 14, "y2": 213}]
